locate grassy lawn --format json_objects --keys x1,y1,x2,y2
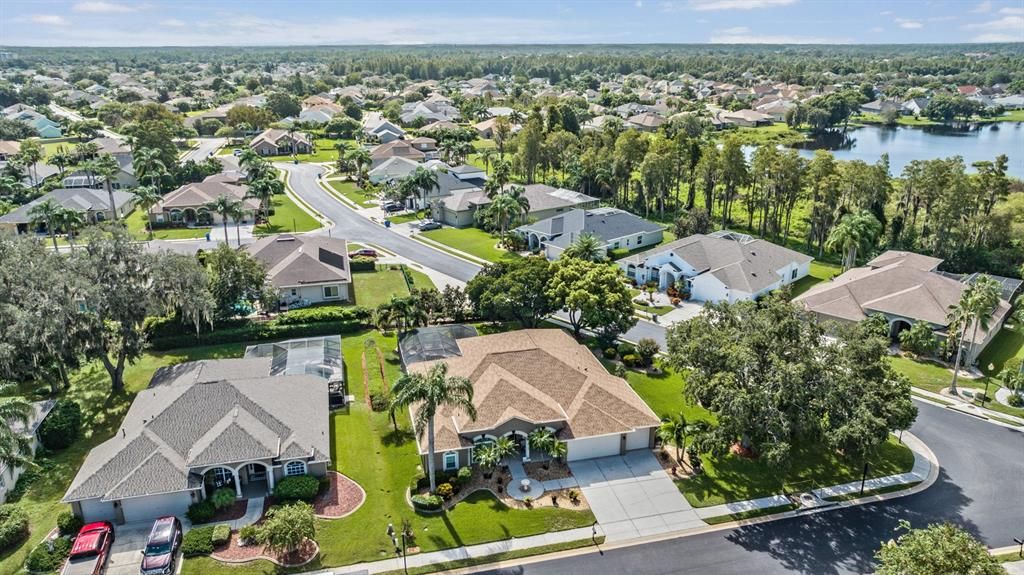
[
  {"x1": 615, "y1": 361, "x2": 715, "y2": 425},
  {"x1": 125, "y1": 208, "x2": 210, "y2": 240},
  {"x1": 720, "y1": 123, "x2": 808, "y2": 146},
  {"x1": 351, "y1": 267, "x2": 413, "y2": 308},
  {"x1": 824, "y1": 481, "x2": 921, "y2": 503},
  {"x1": 678, "y1": 436, "x2": 916, "y2": 508},
  {"x1": 420, "y1": 227, "x2": 518, "y2": 263},
  {"x1": 787, "y1": 260, "x2": 843, "y2": 300},
  {"x1": 263, "y1": 138, "x2": 351, "y2": 163},
  {"x1": 254, "y1": 193, "x2": 321, "y2": 234},
  {"x1": 0, "y1": 344, "x2": 246, "y2": 575},
  {"x1": 978, "y1": 324, "x2": 1024, "y2": 376},
  {"x1": 327, "y1": 179, "x2": 377, "y2": 208},
  {"x1": 34, "y1": 139, "x2": 78, "y2": 158},
  {"x1": 387, "y1": 210, "x2": 430, "y2": 225}
]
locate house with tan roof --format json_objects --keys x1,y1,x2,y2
[
  {"x1": 244, "y1": 234, "x2": 351, "y2": 308},
  {"x1": 403, "y1": 329, "x2": 660, "y2": 472},
  {"x1": 370, "y1": 139, "x2": 426, "y2": 168},
  {"x1": 793, "y1": 250, "x2": 1014, "y2": 364},
  {"x1": 150, "y1": 178, "x2": 259, "y2": 226},
  {"x1": 249, "y1": 128, "x2": 312, "y2": 156}
]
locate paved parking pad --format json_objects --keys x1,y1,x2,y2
[
  {"x1": 571, "y1": 451, "x2": 705, "y2": 541},
  {"x1": 105, "y1": 523, "x2": 151, "y2": 575}
]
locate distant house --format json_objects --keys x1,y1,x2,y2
[
  {"x1": 400, "y1": 99, "x2": 461, "y2": 125},
  {"x1": 993, "y1": 94, "x2": 1024, "y2": 110},
  {"x1": 619, "y1": 231, "x2": 813, "y2": 301},
  {"x1": 902, "y1": 97, "x2": 931, "y2": 116},
  {"x1": 473, "y1": 117, "x2": 510, "y2": 139},
  {"x1": 516, "y1": 207, "x2": 663, "y2": 261},
  {"x1": 370, "y1": 140, "x2": 425, "y2": 168},
  {"x1": 3, "y1": 104, "x2": 62, "y2": 138},
  {"x1": 626, "y1": 112, "x2": 665, "y2": 132},
  {"x1": 61, "y1": 144, "x2": 136, "y2": 190},
  {"x1": 245, "y1": 234, "x2": 352, "y2": 308},
  {"x1": 409, "y1": 136, "x2": 438, "y2": 156},
  {"x1": 794, "y1": 250, "x2": 1015, "y2": 365},
  {"x1": 362, "y1": 111, "x2": 406, "y2": 143},
  {"x1": 418, "y1": 120, "x2": 460, "y2": 134},
  {"x1": 719, "y1": 109, "x2": 773, "y2": 128},
  {"x1": 150, "y1": 179, "x2": 259, "y2": 226},
  {"x1": 0, "y1": 400, "x2": 56, "y2": 504},
  {"x1": 0, "y1": 188, "x2": 134, "y2": 234},
  {"x1": 435, "y1": 183, "x2": 598, "y2": 229},
  {"x1": 249, "y1": 128, "x2": 312, "y2": 156},
  {"x1": 860, "y1": 99, "x2": 904, "y2": 116},
  {"x1": 0, "y1": 140, "x2": 19, "y2": 161}
]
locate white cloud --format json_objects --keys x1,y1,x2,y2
[
  {"x1": 927, "y1": 16, "x2": 955, "y2": 22},
  {"x1": 30, "y1": 14, "x2": 70, "y2": 26},
  {"x1": 972, "y1": 32, "x2": 1022, "y2": 42},
  {"x1": 72, "y1": 1, "x2": 136, "y2": 12},
  {"x1": 998, "y1": 7, "x2": 1024, "y2": 15},
  {"x1": 710, "y1": 31, "x2": 847, "y2": 43},
  {"x1": 690, "y1": 0, "x2": 796, "y2": 11},
  {"x1": 972, "y1": 1, "x2": 992, "y2": 13},
  {"x1": 160, "y1": 18, "x2": 186, "y2": 27},
  {"x1": 717, "y1": 26, "x2": 751, "y2": 34},
  {"x1": 896, "y1": 18, "x2": 923, "y2": 29},
  {"x1": 964, "y1": 15, "x2": 1024, "y2": 30}
]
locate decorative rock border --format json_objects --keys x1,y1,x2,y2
[
  {"x1": 314, "y1": 471, "x2": 367, "y2": 520},
  {"x1": 213, "y1": 539, "x2": 320, "y2": 568}
]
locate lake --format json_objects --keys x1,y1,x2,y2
[{"x1": 790, "y1": 123, "x2": 1024, "y2": 179}]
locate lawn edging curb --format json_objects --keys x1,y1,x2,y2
[
  {"x1": 315, "y1": 471, "x2": 368, "y2": 520},
  {"x1": 211, "y1": 539, "x2": 320, "y2": 567}
]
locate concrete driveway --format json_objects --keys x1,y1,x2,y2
[
  {"x1": 104, "y1": 523, "x2": 150, "y2": 575},
  {"x1": 571, "y1": 451, "x2": 704, "y2": 541}
]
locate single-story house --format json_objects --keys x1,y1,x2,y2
[
  {"x1": 63, "y1": 348, "x2": 332, "y2": 524},
  {"x1": 370, "y1": 140, "x2": 425, "y2": 168},
  {"x1": 62, "y1": 154, "x2": 137, "y2": 190},
  {"x1": 0, "y1": 140, "x2": 20, "y2": 161},
  {"x1": 400, "y1": 100, "x2": 461, "y2": 125},
  {"x1": 433, "y1": 183, "x2": 598, "y2": 229},
  {"x1": 0, "y1": 188, "x2": 134, "y2": 234},
  {"x1": 516, "y1": 207, "x2": 663, "y2": 260},
  {"x1": 150, "y1": 179, "x2": 259, "y2": 225},
  {"x1": 362, "y1": 112, "x2": 406, "y2": 143},
  {"x1": 793, "y1": 250, "x2": 1014, "y2": 365},
  {"x1": 626, "y1": 112, "x2": 665, "y2": 132},
  {"x1": 860, "y1": 99, "x2": 905, "y2": 116},
  {"x1": 249, "y1": 128, "x2": 312, "y2": 156},
  {"x1": 245, "y1": 234, "x2": 352, "y2": 308},
  {"x1": 409, "y1": 136, "x2": 438, "y2": 156},
  {"x1": 619, "y1": 231, "x2": 813, "y2": 302},
  {"x1": 403, "y1": 328, "x2": 660, "y2": 472},
  {"x1": 418, "y1": 120, "x2": 460, "y2": 134},
  {"x1": 718, "y1": 109, "x2": 773, "y2": 128},
  {"x1": 3, "y1": 105, "x2": 62, "y2": 138},
  {"x1": 0, "y1": 400, "x2": 56, "y2": 504}
]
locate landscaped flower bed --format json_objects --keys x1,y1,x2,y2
[
  {"x1": 211, "y1": 532, "x2": 318, "y2": 567},
  {"x1": 313, "y1": 472, "x2": 365, "y2": 518}
]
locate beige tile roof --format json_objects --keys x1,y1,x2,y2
[
  {"x1": 407, "y1": 329, "x2": 660, "y2": 453},
  {"x1": 152, "y1": 181, "x2": 259, "y2": 213}
]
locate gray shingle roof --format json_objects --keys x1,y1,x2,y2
[
  {"x1": 521, "y1": 208, "x2": 663, "y2": 247},
  {"x1": 0, "y1": 188, "x2": 134, "y2": 225},
  {"x1": 245, "y1": 234, "x2": 350, "y2": 288}
]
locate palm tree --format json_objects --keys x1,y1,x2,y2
[
  {"x1": 132, "y1": 147, "x2": 167, "y2": 190},
  {"x1": 474, "y1": 443, "x2": 500, "y2": 478},
  {"x1": 344, "y1": 147, "x2": 372, "y2": 186},
  {"x1": 528, "y1": 428, "x2": 555, "y2": 459},
  {"x1": 16, "y1": 141, "x2": 43, "y2": 192},
  {"x1": 131, "y1": 185, "x2": 161, "y2": 240},
  {"x1": 56, "y1": 207, "x2": 85, "y2": 251},
  {"x1": 47, "y1": 147, "x2": 74, "y2": 177},
  {"x1": 547, "y1": 440, "x2": 567, "y2": 463},
  {"x1": 504, "y1": 184, "x2": 530, "y2": 224},
  {"x1": 0, "y1": 386, "x2": 34, "y2": 471},
  {"x1": 405, "y1": 167, "x2": 439, "y2": 211},
  {"x1": 246, "y1": 177, "x2": 283, "y2": 222},
  {"x1": 826, "y1": 211, "x2": 881, "y2": 271},
  {"x1": 74, "y1": 141, "x2": 100, "y2": 163},
  {"x1": 238, "y1": 148, "x2": 261, "y2": 170},
  {"x1": 88, "y1": 153, "x2": 123, "y2": 222},
  {"x1": 657, "y1": 412, "x2": 687, "y2": 466},
  {"x1": 947, "y1": 276, "x2": 1002, "y2": 395},
  {"x1": 244, "y1": 157, "x2": 273, "y2": 183},
  {"x1": 390, "y1": 362, "x2": 477, "y2": 492},
  {"x1": 205, "y1": 195, "x2": 243, "y2": 245},
  {"x1": 478, "y1": 147, "x2": 497, "y2": 173},
  {"x1": 485, "y1": 193, "x2": 521, "y2": 243},
  {"x1": 0, "y1": 175, "x2": 26, "y2": 202},
  {"x1": 28, "y1": 199, "x2": 63, "y2": 251},
  {"x1": 228, "y1": 200, "x2": 246, "y2": 247},
  {"x1": 562, "y1": 232, "x2": 605, "y2": 261}
]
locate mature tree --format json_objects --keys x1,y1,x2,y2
[
  {"x1": 246, "y1": 176, "x2": 282, "y2": 222},
  {"x1": 150, "y1": 252, "x2": 214, "y2": 333},
  {"x1": 56, "y1": 207, "x2": 86, "y2": 251},
  {"x1": 947, "y1": 276, "x2": 1002, "y2": 395},
  {"x1": 875, "y1": 520, "x2": 1006, "y2": 575},
  {"x1": 0, "y1": 386, "x2": 33, "y2": 470},
  {"x1": 826, "y1": 211, "x2": 881, "y2": 271},
  {"x1": 400, "y1": 167, "x2": 439, "y2": 210},
  {"x1": 561, "y1": 232, "x2": 606, "y2": 261},
  {"x1": 17, "y1": 139, "x2": 43, "y2": 192},
  {"x1": 390, "y1": 362, "x2": 476, "y2": 491},
  {"x1": 546, "y1": 258, "x2": 635, "y2": 341},
  {"x1": 467, "y1": 257, "x2": 555, "y2": 328},
  {"x1": 257, "y1": 503, "x2": 316, "y2": 559},
  {"x1": 205, "y1": 195, "x2": 243, "y2": 244},
  {"x1": 265, "y1": 92, "x2": 301, "y2": 119},
  {"x1": 88, "y1": 153, "x2": 123, "y2": 221},
  {"x1": 205, "y1": 243, "x2": 271, "y2": 319},
  {"x1": 28, "y1": 198, "x2": 63, "y2": 251},
  {"x1": 343, "y1": 146, "x2": 372, "y2": 186},
  {"x1": 132, "y1": 147, "x2": 167, "y2": 190},
  {"x1": 674, "y1": 208, "x2": 712, "y2": 238}
]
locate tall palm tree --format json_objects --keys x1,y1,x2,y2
[
  {"x1": 344, "y1": 147, "x2": 372, "y2": 186},
  {"x1": 228, "y1": 200, "x2": 246, "y2": 247},
  {"x1": 0, "y1": 386, "x2": 34, "y2": 471},
  {"x1": 563, "y1": 232, "x2": 606, "y2": 261},
  {"x1": 405, "y1": 166, "x2": 439, "y2": 211},
  {"x1": 0, "y1": 175, "x2": 26, "y2": 202},
  {"x1": 56, "y1": 207, "x2": 86, "y2": 251},
  {"x1": 131, "y1": 185, "x2": 162, "y2": 240},
  {"x1": 246, "y1": 177, "x2": 283, "y2": 222},
  {"x1": 88, "y1": 153, "x2": 123, "y2": 222},
  {"x1": 16, "y1": 140, "x2": 43, "y2": 192},
  {"x1": 238, "y1": 148, "x2": 261, "y2": 170},
  {"x1": 504, "y1": 184, "x2": 530, "y2": 224},
  {"x1": 947, "y1": 276, "x2": 1002, "y2": 395},
  {"x1": 485, "y1": 193, "x2": 521, "y2": 243},
  {"x1": 244, "y1": 157, "x2": 273, "y2": 183},
  {"x1": 132, "y1": 147, "x2": 168, "y2": 190},
  {"x1": 28, "y1": 198, "x2": 63, "y2": 251},
  {"x1": 657, "y1": 412, "x2": 688, "y2": 465},
  {"x1": 826, "y1": 211, "x2": 881, "y2": 271},
  {"x1": 47, "y1": 147, "x2": 74, "y2": 177},
  {"x1": 390, "y1": 362, "x2": 476, "y2": 492},
  {"x1": 478, "y1": 147, "x2": 497, "y2": 173},
  {"x1": 205, "y1": 195, "x2": 243, "y2": 245}
]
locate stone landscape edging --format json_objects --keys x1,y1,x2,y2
[
  {"x1": 315, "y1": 471, "x2": 368, "y2": 520},
  {"x1": 212, "y1": 539, "x2": 320, "y2": 567}
]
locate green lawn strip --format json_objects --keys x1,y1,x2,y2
[
  {"x1": 911, "y1": 391, "x2": 954, "y2": 406},
  {"x1": 254, "y1": 193, "x2": 321, "y2": 234},
  {"x1": 419, "y1": 227, "x2": 518, "y2": 263},
  {"x1": 632, "y1": 303, "x2": 675, "y2": 316},
  {"x1": 411, "y1": 234, "x2": 482, "y2": 263},
  {"x1": 994, "y1": 551, "x2": 1024, "y2": 563},
  {"x1": 787, "y1": 260, "x2": 842, "y2": 300},
  {"x1": 889, "y1": 356, "x2": 1024, "y2": 418},
  {"x1": 824, "y1": 481, "x2": 921, "y2": 503},
  {"x1": 125, "y1": 208, "x2": 210, "y2": 240},
  {"x1": 404, "y1": 267, "x2": 435, "y2": 290},
  {"x1": 387, "y1": 210, "x2": 431, "y2": 225},
  {"x1": 378, "y1": 538, "x2": 604, "y2": 575},
  {"x1": 261, "y1": 137, "x2": 352, "y2": 163},
  {"x1": 473, "y1": 138, "x2": 497, "y2": 150},
  {"x1": 986, "y1": 414, "x2": 1024, "y2": 427},
  {"x1": 327, "y1": 180, "x2": 377, "y2": 208},
  {"x1": 36, "y1": 139, "x2": 79, "y2": 158},
  {"x1": 978, "y1": 324, "x2": 1024, "y2": 376},
  {"x1": 611, "y1": 361, "x2": 715, "y2": 424},
  {"x1": 351, "y1": 268, "x2": 413, "y2": 308},
  {"x1": 701, "y1": 503, "x2": 800, "y2": 526},
  {"x1": 717, "y1": 123, "x2": 808, "y2": 146},
  {"x1": 677, "y1": 436, "x2": 915, "y2": 508},
  {"x1": 0, "y1": 343, "x2": 247, "y2": 575}
]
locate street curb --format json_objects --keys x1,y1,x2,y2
[
  {"x1": 410, "y1": 234, "x2": 490, "y2": 266},
  {"x1": 279, "y1": 168, "x2": 332, "y2": 230}
]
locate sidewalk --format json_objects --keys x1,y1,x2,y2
[
  {"x1": 694, "y1": 431, "x2": 934, "y2": 520},
  {"x1": 912, "y1": 387, "x2": 1024, "y2": 427}
]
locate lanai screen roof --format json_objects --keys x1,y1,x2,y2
[
  {"x1": 400, "y1": 325, "x2": 479, "y2": 365},
  {"x1": 244, "y1": 335, "x2": 343, "y2": 380}
]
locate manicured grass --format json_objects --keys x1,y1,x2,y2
[
  {"x1": 387, "y1": 210, "x2": 430, "y2": 225},
  {"x1": 254, "y1": 193, "x2": 321, "y2": 234},
  {"x1": 702, "y1": 503, "x2": 799, "y2": 525},
  {"x1": 327, "y1": 179, "x2": 377, "y2": 208},
  {"x1": 351, "y1": 267, "x2": 413, "y2": 308},
  {"x1": 892, "y1": 353, "x2": 1024, "y2": 419},
  {"x1": 35, "y1": 139, "x2": 78, "y2": 158},
  {"x1": 616, "y1": 362, "x2": 716, "y2": 425},
  {"x1": 824, "y1": 481, "x2": 921, "y2": 502},
  {"x1": 125, "y1": 208, "x2": 210, "y2": 240},
  {"x1": 787, "y1": 260, "x2": 842, "y2": 299},
  {"x1": 677, "y1": 436, "x2": 916, "y2": 508},
  {"x1": 263, "y1": 138, "x2": 352, "y2": 163},
  {"x1": 0, "y1": 344, "x2": 246, "y2": 575},
  {"x1": 419, "y1": 227, "x2": 518, "y2": 263},
  {"x1": 978, "y1": 324, "x2": 1024, "y2": 376},
  {"x1": 378, "y1": 538, "x2": 604, "y2": 575}
]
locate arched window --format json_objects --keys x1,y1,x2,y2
[{"x1": 285, "y1": 460, "x2": 306, "y2": 477}]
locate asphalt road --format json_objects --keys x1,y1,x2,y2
[
  {"x1": 471, "y1": 402, "x2": 1024, "y2": 575},
  {"x1": 181, "y1": 137, "x2": 226, "y2": 163}
]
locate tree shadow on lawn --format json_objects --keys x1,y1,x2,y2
[
  {"x1": 724, "y1": 468, "x2": 975, "y2": 575},
  {"x1": 381, "y1": 427, "x2": 415, "y2": 447}
]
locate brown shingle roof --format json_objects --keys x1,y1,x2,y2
[{"x1": 153, "y1": 181, "x2": 259, "y2": 212}]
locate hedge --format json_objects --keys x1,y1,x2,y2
[
  {"x1": 211, "y1": 524, "x2": 231, "y2": 547},
  {"x1": 275, "y1": 305, "x2": 371, "y2": 325},
  {"x1": 350, "y1": 256, "x2": 376, "y2": 272},
  {"x1": 25, "y1": 537, "x2": 72, "y2": 572},
  {"x1": 273, "y1": 475, "x2": 320, "y2": 502},
  {"x1": 182, "y1": 526, "x2": 215, "y2": 557},
  {"x1": 38, "y1": 400, "x2": 82, "y2": 451},
  {"x1": 57, "y1": 510, "x2": 83, "y2": 537},
  {"x1": 143, "y1": 315, "x2": 248, "y2": 340},
  {"x1": 148, "y1": 320, "x2": 365, "y2": 350},
  {"x1": 186, "y1": 500, "x2": 216, "y2": 524},
  {"x1": 411, "y1": 494, "x2": 443, "y2": 511},
  {"x1": 0, "y1": 505, "x2": 29, "y2": 552}
]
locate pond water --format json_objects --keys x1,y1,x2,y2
[{"x1": 790, "y1": 123, "x2": 1024, "y2": 179}]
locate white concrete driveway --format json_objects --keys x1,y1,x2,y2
[
  {"x1": 571, "y1": 451, "x2": 704, "y2": 541},
  {"x1": 104, "y1": 523, "x2": 151, "y2": 575}
]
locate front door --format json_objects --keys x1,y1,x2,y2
[{"x1": 247, "y1": 464, "x2": 267, "y2": 482}]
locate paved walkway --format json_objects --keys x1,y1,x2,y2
[
  {"x1": 505, "y1": 458, "x2": 545, "y2": 501},
  {"x1": 914, "y1": 387, "x2": 1024, "y2": 427}
]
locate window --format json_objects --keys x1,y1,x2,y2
[
  {"x1": 791, "y1": 269, "x2": 798, "y2": 280},
  {"x1": 210, "y1": 467, "x2": 232, "y2": 486},
  {"x1": 323, "y1": 285, "x2": 340, "y2": 299},
  {"x1": 636, "y1": 235, "x2": 643, "y2": 244},
  {"x1": 443, "y1": 452, "x2": 458, "y2": 471},
  {"x1": 285, "y1": 461, "x2": 306, "y2": 477}
]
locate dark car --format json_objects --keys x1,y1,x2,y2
[
  {"x1": 139, "y1": 516, "x2": 182, "y2": 575},
  {"x1": 348, "y1": 248, "x2": 378, "y2": 258},
  {"x1": 417, "y1": 220, "x2": 442, "y2": 231},
  {"x1": 382, "y1": 203, "x2": 405, "y2": 214}
]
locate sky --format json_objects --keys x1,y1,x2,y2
[{"x1": 1, "y1": 0, "x2": 1022, "y2": 47}]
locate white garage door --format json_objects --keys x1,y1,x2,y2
[
  {"x1": 567, "y1": 434, "x2": 621, "y2": 461},
  {"x1": 625, "y1": 428, "x2": 651, "y2": 451},
  {"x1": 79, "y1": 498, "x2": 117, "y2": 523},
  {"x1": 120, "y1": 492, "x2": 192, "y2": 524}
]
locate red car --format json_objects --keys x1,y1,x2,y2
[
  {"x1": 349, "y1": 248, "x2": 378, "y2": 258},
  {"x1": 63, "y1": 521, "x2": 114, "y2": 575}
]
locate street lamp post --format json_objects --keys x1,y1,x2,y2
[{"x1": 387, "y1": 522, "x2": 408, "y2": 575}]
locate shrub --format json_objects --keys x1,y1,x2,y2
[
  {"x1": 617, "y1": 342, "x2": 636, "y2": 356},
  {"x1": 238, "y1": 525, "x2": 259, "y2": 544},
  {"x1": 211, "y1": 524, "x2": 231, "y2": 547},
  {"x1": 369, "y1": 390, "x2": 391, "y2": 412},
  {"x1": 435, "y1": 483, "x2": 453, "y2": 499},
  {"x1": 148, "y1": 319, "x2": 365, "y2": 350},
  {"x1": 611, "y1": 363, "x2": 628, "y2": 378},
  {"x1": 567, "y1": 489, "x2": 580, "y2": 504},
  {"x1": 456, "y1": 466, "x2": 472, "y2": 485},
  {"x1": 57, "y1": 510, "x2": 83, "y2": 536},
  {"x1": 186, "y1": 500, "x2": 216, "y2": 524},
  {"x1": 181, "y1": 526, "x2": 215, "y2": 557},
  {"x1": 350, "y1": 256, "x2": 376, "y2": 272},
  {"x1": 275, "y1": 305, "x2": 371, "y2": 325},
  {"x1": 210, "y1": 487, "x2": 236, "y2": 510},
  {"x1": 0, "y1": 505, "x2": 29, "y2": 551},
  {"x1": 411, "y1": 494, "x2": 443, "y2": 511},
  {"x1": 38, "y1": 400, "x2": 82, "y2": 450},
  {"x1": 1008, "y1": 393, "x2": 1024, "y2": 408},
  {"x1": 25, "y1": 537, "x2": 72, "y2": 572},
  {"x1": 273, "y1": 474, "x2": 320, "y2": 502},
  {"x1": 635, "y1": 338, "x2": 660, "y2": 366},
  {"x1": 603, "y1": 347, "x2": 618, "y2": 360},
  {"x1": 621, "y1": 353, "x2": 641, "y2": 368}
]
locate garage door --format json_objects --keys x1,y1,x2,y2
[
  {"x1": 120, "y1": 492, "x2": 191, "y2": 524},
  {"x1": 79, "y1": 499, "x2": 118, "y2": 523},
  {"x1": 625, "y1": 428, "x2": 652, "y2": 451},
  {"x1": 567, "y1": 434, "x2": 621, "y2": 461}
]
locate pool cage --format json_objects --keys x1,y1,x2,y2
[
  {"x1": 399, "y1": 325, "x2": 479, "y2": 365},
  {"x1": 244, "y1": 335, "x2": 347, "y2": 409}
]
